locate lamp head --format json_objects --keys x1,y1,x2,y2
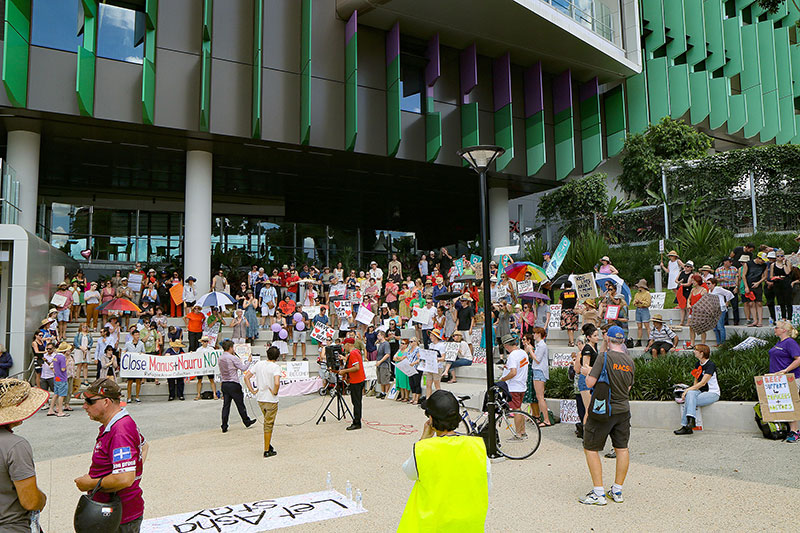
[{"x1": 457, "y1": 145, "x2": 505, "y2": 173}]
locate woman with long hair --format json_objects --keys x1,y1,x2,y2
[
  {"x1": 577, "y1": 323, "x2": 600, "y2": 427},
  {"x1": 523, "y1": 329, "x2": 550, "y2": 427}
]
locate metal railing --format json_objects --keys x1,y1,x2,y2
[
  {"x1": 539, "y1": 0, "x2": 619, "y2": 47},
  {"x1": 0, "y1": 160, "x2": 20, "y2": 225}
]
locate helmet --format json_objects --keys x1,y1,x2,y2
[{"x1": 74, "y1": 481, "x2": 122, "y2": 532}]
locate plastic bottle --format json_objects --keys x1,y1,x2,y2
[
  {"x1": 355, "y1": 489, "x2": 363, "y2": 510},
  {"x1": 326, "y1": 472, "x2": 332, "y2": 491},
  {"x1": 345, "y1": 480, "x2": 352, "y2": 501},
  {"x1": 769, "y1": 317, "x2": 774, "y2": 328}
]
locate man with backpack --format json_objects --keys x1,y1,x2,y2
[{"x1": 578, "y1": 325, "x2": 634, "y2": 506}]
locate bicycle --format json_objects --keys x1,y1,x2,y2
[{"x1": 454, "y1": 386, "x2": 542, "y2": 460}]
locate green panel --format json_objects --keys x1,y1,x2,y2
[
  {"x1": 200, "y1": 43, "x2": 211, "y2": 132},
  {"x1": 2, "y1": 22, "x2": 28, "y2": 107},
  {"x1": 494, "y1": 103, "x2": 513, "y2": 171},
  {"x1": 525, "y1": 111, "x2": 545, "y2": 175},
  {"x1": 741, "y1": 23, "x2": 763, "y2": 138},
  {"x1": 76, "y1": 46, "x2": 95, "y2": 116},
  {"x1": 689, "y1": 70, "x2": 710, "y2": 124},
  {"x1": 252, "y1": 0, "x2": 263, "y2": 139},
  {"x1": 579, "y1": 94, "x2": 599, "y2": 131},
  {"x1": 664, "y1": 0, "x2": 686, "y2": 59},
  {"x1": 580, "y1": 93, "x2": 601, "y2": 173},
  {"x1": 460, "y1": 101, "x2": 479, "y2": 148},
  {"x1": 345, "y1": 36, "x2": 357, "y2": 81},
  {"x1": 386, "y1": 56, "x2": 400, "y2": 157},
  {"x1": 708, "y1": 76, "x2": 729, "y2": 129},
  {"x1": 202, "y1": 0, "x2": 212, "y2": 41},
  {"x1": 722, "y1": 15, "x2": 743, "y2": 77},
  {"x1": 80, "y1": 0, "x2": 96, "y2": 18},
  {"x1": 300, "y1": 0, "x2": 311, "y2": 144},
  {"x1": 144, "y1": 0, "x2": 156, "y2": 28},
  {"x1": 603, "y1": 85, "x2": 625, "y2": 157},
  {"x1": 775, "y1": 27, "x2": 795, "y2": 144},
  {"x1": 626, "y1": 69, "x2": 649, "y2": 134},
  {"x1": 6, "y1": 0, "x2": 30, "y2": 40},
  {"x1": 668, "y1": 64, "x2": 690, "y2": 118},
  {"x1": 683, "y1": 0, "x2": 707, "y2": 67},
  {"x1": 793, "y1": 45, "x2": 800, "y2": 98},
  {"x1": 344, "y1": 33, "x2": 357, "y2": 151},
  {"x1": 646, "y1": 57, "x2": 669, "y2": 121},
  {"x1": 642, "y1": 0, "x2": 666, "y2": 54},
  {"x1": 794, "y1": 116, "x2": 800, "y2": 145},
  {"x1": 703, "y1": 0, "x2": 725, "y2": 72},
  {"x1": 554, "y1": 115, "x2": 575, "y2": 180},
  {"x1": 727, "y1": 93, "x2": 747, "y2": 134},
  {"x1": 757, "y1": 20, "x2": 778, "y2": 142},
  {"x1": 425, "y1": 104, "x2": 441, "y2": 162},
  {"x1": 142, "y1": 58, "x2": 155, "y2": 125}
]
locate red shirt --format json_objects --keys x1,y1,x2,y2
[
  {"x1": 346, "y1": 349, "x2": 365, "y2": 384},
  {"x1": 286, "y1": 275, "x2": 301, "y2": 294},
  {"x1": 278, "y1": 271, "x2": 291, "y2": 287},
  {"x1": 186, "y1": 312, "x2": 205, "y2": 333},
  {"x1": 89, "y1": 410, "x2": 145, "y2": 524}
]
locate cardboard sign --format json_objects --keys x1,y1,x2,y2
[
  {"x1": 169, "y1": 282, "x2": 184, "y2": 305},
  {"x1": 548, "y1": 304, "x2": 562, "y2": 329},
  {"x1": 732, "y1": 336, "x2": 768, "y2": 351},
  {"x1": 120, "y1": 350, "x2": 222, "y2": 378},
  {"x1": 330, "y1": 284, "x2": 347, "y2": 297},
  {"x1": 517, "y1": 280, "x2": 534, "y2": 295},
  {"x1": 605, "y1": 305, "x2": 621, "y2": 321},
  {"x1": 140, "y1": 490, "x2": 365, "y2": 533},
  {"x1": 418, "y1": 349, "x2": 440, "y2": 373},
  {"x1": 550, "y1": 352, "x2": 572, "y2": 368},
  {"x1": 128, "y1": 273, "x2": 144, "y2": 292},
  {"x1": 472, "y1": 347, "x2": 487, "y2": 364},
  {"x1": 559, "y1": 399, "x2": 580, "y2": 424},
  {"x1": 310, "y1": 322, "x2": 336, "y2": 343},
  {"x1": 282, "y1": 361, "x2": 310, "y2": 381},
  {"x1": 355, "y1": 306, "x2": 374, "y2": 325},
  {"x1": 411, "y1": 306, "x2": 434, "y2": 326},
  {"x1": 573, "y1": 273, "x2": 598, "y2": 300},
  {"x1": 470, "y1": 329, "x2": 482, "y2": 347},
  {"x1": 332, "y1": 300, "x2": 352, "y2": 318},
  {"x1": 649, "y1": 292, "x2": 666, "y2": 310},
  {"x1": 50, "y1": 293, "x2": 67, "y2": 307},
  {"x1": 473, "y1": 262, "x2": 483, "y2": 278},
  {"x1": 755, "y1": 374, "x2": 800, "y2": 422},
  {"x1": 545, "y1": 236, "x2": 571, "y2": 279}
]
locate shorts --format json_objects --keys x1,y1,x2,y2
[
  {"x1": 57, "y1": 309, "x2": 70, "y2": 322},
  {"x1": 53, "y1": 379, "x2": 68, "y2": 397},
  {"x1": 508, "y1": 391, "x2": 524, "y2": 409},
  {"x1": 292, "y1": 330, "x2": 307, "y2": 344},
  {"x1": 532, "y1": 369, "x2": 547, "y2": 382},
  {"x1": 650, "y1": 341, "x2": 673, "y2": 353},
  {"x1": 41, "y1": 378, "x2": 54, "y2": 392},
  {"x1": 635, "y1": 308, "x2": 650, "y2": 323},
  {"x1": 262, "y1": 305, "x2": 276, "y2": 316},
  {"x1": 577, "y1": 374, "x2": 590, "y2": 392},
  {"x1": 746, "y1": 285, "x2": 763, "y2": 302},
  {"x1": 583, "y1": 411, "x2": 631, "y2": 451},
  {"x1": 457, "y1": 330, "x2": 471, "y2": 342},
  {"x1": 377, "y1": 364, "x2": 392, "y2": 385}
]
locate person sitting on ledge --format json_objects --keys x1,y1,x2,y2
[
  {"x1": 674, "y1": 344, "x2": 720, "y2": 435},
  {"x1": 644, "y1": 314, "x2": 677, "y2": 358}
]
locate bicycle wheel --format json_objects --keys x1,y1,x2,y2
[
  {"x1": 495, "y1": 409, "x2": 541, "y2": 460},
  {"x1": 454, "y1": 417, "x2": 473, "y2": 436}
]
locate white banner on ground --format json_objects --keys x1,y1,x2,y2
[
  {"x1": 140, "y1": 490, "x2": 365, "y2": 533},
  {"x1": 548, "y1": 304, "x2": 562, "y2": 329},
  {"x1": 550, "y1": 353, "x2": 572, "y2": 368},
  {"x1": 120, "y1": 350, "x2": 221, "y2": 378},
  {"x1": 355, "y1": 306, "x2": 374, "y2": 325},
  {"x1": 649, "y1": 292, "x2": 666, "y2": 310},
  {"x1": 560, "y1": 399, "x2": 579, "y2": 424}
]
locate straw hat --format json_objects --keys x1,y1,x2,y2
[
  {"x1": 56, "y1": 342, "x2": 72, "y2": 352},
  {"x1": 635, "y1": 279, "x2": 649, "y2": 289},
  {"x1": 600, "y1": 256, "x2": 611, "y2": 262},
  {"x1": 667, "y1": 250, "x2": 679, "y2": 257},
  {"x1": 460, "y1": 293, "x2": 473, "y2": 301},
  {"x1": 58, "y1": 282, "x2": 67, "y2": 289},
  {"x1": 652, "y1": 313, "x2": 664, "y2": 323},
  {"x1": 584, "y1": 299, "x2": 597, "y2": 308},
  {"x1": 40, "y1": 318, "x2": 53, "y2": 326},
  {"x1": 170, "y1": 340, "x2": 185, "y2": 348},
  {"x1": 738, "y1": 254, "x2": 750, "y2": 263},
  {"x1": 199, "y1": 336, "x2": 210, "y2": 342},
  {"x1": 700, "y1": 265, "x2": 712, "y2": 272},
  {"x1": 0, "y1": 379, "x2": 49, "y2": 425}
]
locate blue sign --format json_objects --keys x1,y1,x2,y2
[{"x1": 546, "y1": 236, "x2": 571, "y2": 279}]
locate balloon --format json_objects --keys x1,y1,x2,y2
[
  {"x1": 293, "y1": 312, "x2": 303, "y2": 322},
  {"x1": 279, "y1": 329, "x2": 288, "y2": 339},
  {"x1": 296, "y1": 322, "x2": 305, "y2": 331},
  {"x1": 271, "y1": 323, "x2": 281, "y2": 333}
]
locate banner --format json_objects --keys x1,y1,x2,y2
[
  {"x1": 548, "y1": 304, "x2": 562, "y2": 330},
  {"x1": 550, "y1": 352, "x2": 572, "y2": 368},
  {"x1": 310, "y1": 322, "x2": 336, "y2": 343},
  {"x1": 140, "y1": 490, "x2": 365, "y2": 533},
  {"x1": 120, "y1": 350, "x2": 222, "y2": 378},
  {"x1": 649, "y1": 292, "x2": 666, "y2": 310},
  {"x1": 573, "y1": 273, "x2": 597, "y2": 300},
  {"x1": 755, "y1": 374, "x2": 800, "y2": 422},
  {"x1": 169, "y1": 282, "x2": 184, "y2": 305},
  {"x1": 732, "y1": 336, "x2": 768, "y2": 351},
  {"x1": 282, "y1": 361, "x2": 309, "y2": 381},
  {"x1": 516, "y1": 280, "x2": 534, "y2": 295},
  {"x1": 545, "y1": 236, "x2": 571, "y2": 279},
  {"x1": 355, "y1": 306, "x2": 374, "y2": 325},
  {"x1": 559, "y1": 399, "x2": 579, "y2": 424}
]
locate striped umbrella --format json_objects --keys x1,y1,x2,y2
[
  {"x1": 504, "y1": 262, "x2": 548, "y2": 282},
  {"x1": 196, "y1": 291, "x2": 237, "y2": 308},
  {"x1": 96, "y1": 298, "x2": 141, "y2": 313}
]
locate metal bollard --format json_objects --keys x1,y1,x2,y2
[{"x1": 653, "y1": 265, "x2": 662, "y2": 293}]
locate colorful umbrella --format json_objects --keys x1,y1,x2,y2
[
  {"x1": 594, "y1": 274, "x2": 632, "y2": 305},
  {"x1": 96, "y1": 298, "x2": 141, "y2": 313},
  {"x1": 196, "y1": 291, "x2": 237, "y2": 308},
  {"x1": 504, "y1": 262, "x2": 548, "y2": 282}
]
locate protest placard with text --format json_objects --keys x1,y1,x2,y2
[
  {"x1": 517, "y1": 280, "x2": 534, "y2": 296},
  {"x1": 649, "y1": 292, "x2": 666, "y2": 310},
  {"x1": 550, "y1": 352, "x2": 572, "y2": 368},
  {"x1": 330, "y1": 284, "x2": 346, "y2": 297},
  {"x1": 495, "y1": 286, "x2": 508, "y2": 301},
  {"x1": 560, "y1": 399, "x2": 580, "y2": 424},
  {"x1": 311, "y1": 322, "x2": 336, "y2": 343},
  {"x1": 50, "y1": 293, "x2": 67, "y2": 307},
  {"x1": 332, "y1": 299, "x2": 352, "y2": 319},
  {"x1": 573, "y1": 273, "x2": 598, "y2": 300},
  {"x1": 128, "y1": 273, "x2": 143, "y2": 292},
  {"x1": 605, "y1": 305, "x2": 621, "y2": 320},
  {"x1": 418, "y1": 349, "x2": 440, "y2": 373},
  {"x1": 755, "y1": 374, "x2": 800, "y2": 422},
  {"x1": 411, "y1": 306, "x2": 434, "y2": 326},
  {"x1": 472, "y1": 347, "x2": 486, "y2": 364},
  {"x1": 394, "y1": 358, "x2": 418, "y2": 377},
  {"x1": 282, "y1": 361, "x2": 310, "y2": 381},
  {"x1": 548, "y1": 304, "x2": 562, "y2": 329},
  {"x1": 355, "y1": 306, "x2": 374, "y2": 325}
]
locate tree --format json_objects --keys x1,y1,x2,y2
[{"x1": 618, "y1": 117, "x2": 712, "y2": 201}]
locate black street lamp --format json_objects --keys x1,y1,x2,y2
[{"x1": 457, "y1": 144, "x2": 505, "y2": 458}]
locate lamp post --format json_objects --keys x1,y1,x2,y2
[{"x1": 457, "y1": 144, "x2": 505, "y2": 458}]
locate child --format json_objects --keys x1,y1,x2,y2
[{"x1": 578, "y1": 299, "x2": 601, "y2": 328}]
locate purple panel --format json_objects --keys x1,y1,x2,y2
[
  {"x1": 425, "y1": 34, "x2": 440, "y2": 87},
  {"x1": 524, "y1": 62, "x2": 543, "y2": 118},
  {"x1": 345, "y1": 10, "x2": 357, "y2": 44},
  {"x1": 580, "y1": 77, "x2": 599, "y2": 102},
  {"x1": 493, "y1": 52, "x2": 512, "y2": 112},
  {"x1": 386, "y1": 22, "x2": 399, "y2": 64},
  {"x1": 460, "y1": 43, "x2": 477, "y2": 103},
  {"x1": 426, "y1": 85, "x2": 434, "y2": 98},
  {"x1": 552, "y1": 69, "x2": 573, "y2": 115}
]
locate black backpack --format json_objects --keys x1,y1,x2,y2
[{"x1": 754, "y1": 403, "x2": 789, "y2": 440}]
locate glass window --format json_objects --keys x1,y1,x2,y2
[
  {"x1": 31, "y1": 0, "x2": 82, "y2": 53},
  {"x1": 400, "y1": 50, "x2": 425, "y2": 114},
  {"x1": 97, "y1": 3, "x2": 144, "y2": 64}
]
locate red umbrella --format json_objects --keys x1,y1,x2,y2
[{"x1": 96, "y1": 298, "x2": 142, "y2": 313}]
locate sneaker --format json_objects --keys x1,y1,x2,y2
[
  {"x1": 606, "y1": 489, "x2": 624, "y2": 503},
  {"x1": 786, "y1": 431, "x2": 800, "y2": 443},
  {"x1": 579, "y1": 491, "x2": 607, "y2": 506},
  {"x1": 604, "y1": 450, "x2": 616, "y2": 459}
]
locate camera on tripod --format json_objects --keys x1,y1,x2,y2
[{"x1": 326, "y1": 345, "x2": 344, "y2": 371}]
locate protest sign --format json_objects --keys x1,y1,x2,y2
[
  {"x1": 411, "y1": 306, "x2": 434, "y2": 326},
  {"x1": 332, "y1": 300, "x2": 352, "y2": 319},
  {"x1": 775, "y1": 306, "x2": 800, "y2": 326},
  {"x1": 755, "y1": 374, "x2": 800, "y2": 422},
  {"x1": 455, "y1": 260, "x2": 464, "y2": 276},
  {"x1": 546, "y1": 236, "x2": 571, "y2": 279},
  {"x1": 470, "y1": 329, "x2": 482, "y2": 347},
  {"x1": 550, "y1": 352, "x2": 572, "y2": 368},
  {"x1": 517, "y1": 280, "x2": 534, "y2": 296},
  {"x1": 732, "y1": 336, "x2": 768, "y2": 351},
  {"x1": 548, "y1": 304, "x2": 562, "y2": 330},
  {"x1": 233, "y1": 344, "x2": 252, "y2": 359},
  {"x1": 605, "y1": 305, "x2": 620, "y2": 320},
  {"x1": 128, "y1": 273, "x2": 143, "y2": 292},
  {"x1": 649, "y1": 292, "x2": 666, "y2": 310},
  {"x1": 441, "y1": 342, "x2": 461, "y2": 361},
  {"x1": 659, "y1": 239, "x2": 665, "y2": 253},
  {"x1": 310, "y1": 322, "x2": 335, "y2": 343},
  {"x1": 418, "y1": 349, "x2": 440, "y2": 373},
  {"x1": 304, "y1": 306, "x2": 320, "y2": 319},
  {"x1": 120, "y1": 350, "x2": 221, "y2": 379},
  {"x1": 50, "y1": 293, "x2": 67, "y2": 307},
  {"x1": 559, "y1": 399, "x2": 580, "y2": 424},
  {"x1": 495, "y1": 286, "x2": 508, "y2": 301},
  {"x1": 362, "y1": 361, "x2": 377, "y2": 381},
  {"x1": 473, "y1": 262, "x2": 483, "y2": 278},
  {"x1": 140, "y1": 490, "x2": 365, "y2": 533},
  {"x1": 349, "y1": 290, "x2": 363, "y2": 304},
  {"x1": 330, "y1": 284, "x2": 347, "y2": 297},
  {"x1": 169, "y1": 282, "x2": 184, "y2": 305},
  {"x1": 394, "y1": 358, "x2": 418, "y2": 377},
  {"x1": 573, "y1": 273, "x2": 597, "y2": 300},
  {"x1": 472, "y1": 347, "x2": 487, "y2": 364},
  {"x1": 283, "y1": 361, "x2": 310, "y2": 381},
  {"x1": 355, "y1": 306, "x2": 374, "y2": 325},
  {"x1": 470, "y1": 254, "x2": 482, "y2": 267}
]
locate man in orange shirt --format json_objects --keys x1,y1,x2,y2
[
  {"x1": 184, "y1": 305, "x2": 205, "y2": 351},
  {"x1": 335, "y1": 338, "x2": 365, "y2": 431}
]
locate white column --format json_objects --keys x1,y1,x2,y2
[
  {"x1": 184, "y1": 150, "x2": 213, "y2": 292},
  {"x1": 7, "y1": 130, "x2": 41, "y2": 233},
  {"x1": 488, "y1": 186, "x2": 509, "y2": 256}
]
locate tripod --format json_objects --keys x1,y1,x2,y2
[{"x1": 316, "y1": 376, "x2": 353, "y2": 424}]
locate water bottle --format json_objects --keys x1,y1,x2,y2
[
  {"x1": 769, "y1": 317, "x2": 774, "y2": 328},
  {"x1": 355, "y1": 489, "x2": 363, "y2": 510},
  {"x1": 326, "y1": 471, "x2": 332, "y2": 491},
  {"x1": 345, "y1": 480, "x2": 352, "y2": 501},
  {"x1": 30, "y1": 511, "x2": 40, "y2": 533}
]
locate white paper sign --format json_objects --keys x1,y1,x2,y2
[
  {"x1": 362, "y1": 360, "x2": 377, "y2": 381},
  {"x1": 649, "y1": 292, "x2": 666, "y2": 310},
  {"x1": 233, "y1": 344, "x2": 252, "y2": 358},
  {"x1": 355, "y1": 306, "x2": 375, "y2": 325},
  {"x1": 472, "y1": 347, "x2": 486, "y2": 364},
  {"x1": 304, "y1": 306, "x2": 320, "y2": 319},
  {"x1": 349, "y1": 290, "x2": 363, "y2": 304},
  {"x1": 140, "y1": 490, "x2": 365, "y2": 533},
  {"x1": 732, "y1": 336, "x2": 768, "y2": 351},
  {"x1": 50, "y1": 293, "x2": 67, "y2": 307},
  {"x1": 330, "y1": 284, "x2": 346, "y2": 297},
  {"x1": 470, "y1": 329, "x2": 482, "y2": 347},
  {"x1": 411, "y1": 306, "x2": 434, "y2": 325},
  {"x1": 560, "y1": 399, "x2": 580, "y2": 424},
  {"x1": 441, "y1": 342, "x2": 461, "y2": 361},
  {"x1": 394, "y1": 358, "x2": 418, "y2": 377},
  {"x1": 764, "y1": 374, "x2": 793, "y2": 413},
  {"x1": 128, "y1": 273, "x2": 144, "y2": 292},
  {"x1": 605, "y1": 305, "x2": 620, "y2": 320},
  {"x1": 550, "y1": 353, "x2": 573, "y2": 368},
  {"x1": 659, "y1": 239, "x2": 665, "y2": 253},
  {"x1": 418, "y1": 349, "x2": 440, "y2": 373},
  {"x1": 283, "y1": 361, "x2": 309, "y2": 381},
  {"x1": 548, "y1": 304, "x2": 562, "y2": 329},
  {"x1": 332, "y1": 299, "x2": 352, "y2": 318},
  {"x1": 517, "y1": 280, "x2": 534, "y2": 295},
  {"x1": 495, "y1": 286, "x2": 508, "y2": 301}
]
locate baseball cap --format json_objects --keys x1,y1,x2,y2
[
  {"x1": 767, "y1": 251, "x2": 776, "y2": 259},
  {"x1": 607, "y1": 326, "x2": 625, "y2": 342},
  {"x1": 83, "y1": 378, "x2": 122, "y2": 401},
  {"x1": 423, "y1": 390, "x2": 460, "y2": 421}
]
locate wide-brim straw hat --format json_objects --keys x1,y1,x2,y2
[
  {"x1": 635, "y1": 279, "x2": 649, "y2": 289},
  {"x1": 170, "y1": 340, "x2": 185, "y2": 348},
  {"x1": 56, "y1": 342, "x2": 72, "y2": 353},
  {"x1": 652, "y1": 313, "x2": 664, "y2": 323},
  {"x1": 0, "y1": 379, "x2": 49, "y2": 425},
  {"x1": 584, "y1": 299, "x2": 597, "y2": 308},
  {"x1": 667, "y1": 250, "x2": 679, "y2": 257},
  {"x1": 700, "y1": 265, "x2": 713, "y2": 272}
]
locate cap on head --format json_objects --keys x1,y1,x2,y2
[
  {"x1": 84, "y1": 378, "x2": 122, "y2": 401},
  {"x1": 500, "y1": 333, "x2": 518, "y2": 346},
  {"x1": 423, "y1": 390, "x2": 460, "y2": 422},
  {"x1": 607, "y1": 325, "x2": 625, "y2": 342}
]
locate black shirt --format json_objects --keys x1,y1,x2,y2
[
  {"x1": 677, "y1": 271, "x2": 691, "y2": 296},
  {"x1": 457, "y1": 305, "x2": 475, "y2": 331},
  {"x1": 560, "y1": 289, "x2": 578, "y2": 310},
  {"x1": 581, "y1": 343, "x2": 598, "y2": 367},
  {"x1": 745, "y1": 260, "x2": 767, "y2": 284}
]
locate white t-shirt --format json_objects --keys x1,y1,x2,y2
[
  {"x1": 252, "y1": 360, "x2": 281, "y2": 403},
  {"x1": 501, "y1": 348, "x2": 529, "y2": 393}
]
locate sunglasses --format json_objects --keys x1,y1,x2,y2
[{"x1": 83, "y1": 396, "x2": 106, "y2": 405}]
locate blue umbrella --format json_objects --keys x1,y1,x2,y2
[
  {"x1": 196, "y1": 291, "x2": 237, "y2": 308},
  {"x1": 594, "y1": 274, "x2": 632, "y2": 305}
]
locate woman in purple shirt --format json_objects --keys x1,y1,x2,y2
[{"x1": 768, "y1": 320, "x2": 800, "y2": 442}]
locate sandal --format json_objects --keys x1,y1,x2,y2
[
  {"x1": 538, "y1": 421, "x2": 551, "y2": 428},
  {"x1": 56, "y1": 413, "x2": 70, "y2": 417},
  {"x1": 46, "y1": 413, "x2": 56, "y2": 416}
]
